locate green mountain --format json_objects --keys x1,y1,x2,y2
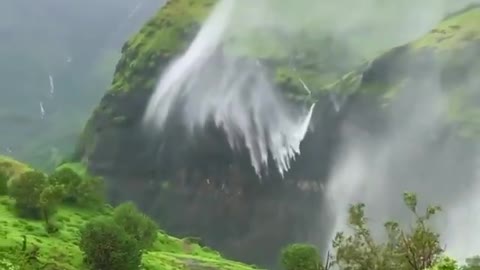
[{"x1": 74, "y1": 1, "x2": 480, "y2": 267}]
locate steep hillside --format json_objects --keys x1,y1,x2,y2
[
  {"x1": 0, "y1": 157, "x2": 259, "y2": 270},
  {"x1": 74, "y1": 1, "x2": 480, "y2": 267},
  {"x1": 0, "y1": 197, "x2": 260, "y2": 270}
]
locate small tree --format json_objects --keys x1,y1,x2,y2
[
  {"x1": 48, "y1": 168, "x2": 82, "y2": 203},
  {"x1": 39, "y1": 184, "x2": 65, "y2": 233},
  {"x1": 80, "y1": 217, "x2": 141, "y2": 270},
  {"x1": 8, "y1": 171, "x2": 48, "y2": 218},
  {"x1": 76, "y1": 176, "x2": 105, "y2": 208},
  {"x1": 281, "y1": 243, "x2": 323, "y2": 270},
  {"x1": 331, "y1": 192, "x2": 443, "y2": 270},
  {"x1": 113, "y1": 202, "x2": 158, "y2": 250}
]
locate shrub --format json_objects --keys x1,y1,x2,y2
[
  {"x1": 80, "y1": 217, "x2": 141, "y2": 270},
  {"x1": 280, "y1": 244, "x2": 322, "y2": 270},
  {"x1": 432, "y1": 256, "x2": 458, "y2": 270},
  {"x1": 8, "y1": 171, "x2": 48, "y2": 218},
  {"x1": 113, "y1": 202, "x2": 158, "y2": 250},
  {"x1": 331, "y1": 192, "x2": 443, "y2": 270},
  {"x1": 76, "y1": 176, "x2": 105, "y2": 207},
  {"x1": 39, "y1": 184, "x2": 66, "y2": 233},
  {"x1": 0, "y1": 170, "x2": 8, "y2": 195},
  {"x1": 48, "y1": 168, "x2": 82, "y2": 203}
]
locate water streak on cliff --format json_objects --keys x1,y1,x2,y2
[{"x1": 143, "y1": 0, "x2": 315, "y2": 177}]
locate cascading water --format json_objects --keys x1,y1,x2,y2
[
  {"x1": 439, "y1": 150, "x2": 480, "y2": 261},
  {"x1": 323, "y1": 53, "x2": 480, "y2": 263},
  {"x1": 48, "y1": 74, "x2": 55, "y2": 96},
  {"x1": 143, "y1": 0, "x2": 315, "y2": 177}
]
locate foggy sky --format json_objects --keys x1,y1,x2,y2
[{"x1": 0, "y1": 0, "x2": 165, "y2": 168}]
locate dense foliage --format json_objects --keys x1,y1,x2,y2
[
  {"x1": 113, "y1": 202, "x2": 158, "y2": 250},
  {"x1": 80, "y1": 216, "x2": 142, "y2": 270},
  {"x1": 48, "y1": 168, "x2": 82, "y2": 203},
  {"x1": 7, "y1": 167, "x2": 104, "y2": 224},
  {"x1": 8, "y1": 170, "x2": 49, "y2": 218},
  {"x1": 79, "y1": 203, "x2": 158, "y2": 270},
  {"x1": 281, "y1": 244, "x2": 323, "y2": 270},
  {"x1": 74, "y1": 175, "x2": 105, "y2": 207}
]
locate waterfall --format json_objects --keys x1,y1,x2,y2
[
  {"x1": 49, "y1": 74, "x2": 55, "y2": 96},
  {"x1": 323, "y1": 66, "x2": 480, "y2": 262},
  {"x1": 143, "y1": 0, "x2": 315, "y2": 177}
]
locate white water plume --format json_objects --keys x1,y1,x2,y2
[
  {"x1": 323, "y1": 62, "x2": 480, "y2": 263},
  {"x1": 48, "y1": 74, "x2": 55, "y2": 97},
  {"x1": 39, "y1": 101, "x2": 46, "y2": 119},
  {"x1": 143, "y1": 0, "x2": 315, "y2": 177}
]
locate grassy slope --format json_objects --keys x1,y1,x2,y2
[
  {"x1": 413, "y1": 5, "x2": 480, "y2": 50},
  {"x1": 0, "y1": 159, "x2": 259, "y2": 270},
  {"x1": 110, "y1": 0, "x2": 216, "y2": 94}
]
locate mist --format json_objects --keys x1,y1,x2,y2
[
  {"x1": 0, "y1": 0, "x2": 164, "y2": 169},
  {"x1": 321, "y1": 10, "x2": 480, "y2": 268},
  {"x1": 143, "y1": 0, "x2": 477, "y2": 177}
]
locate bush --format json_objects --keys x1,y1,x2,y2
[
  {"x1": 0, "y1": 170, "x2": 8, "y2": 195},
  {"x1": 76, "y1": 176, "x2": 105, "y2": 207},
  {"x1": 280, "y1": 244, "x2": 322, "y2": 270},
  {"x1": 331, "y1": 192, "x2": 443, "y2": 270},
  {"x1": 113, "y1": 202, "x2": 158, "y2": 250},
  {"x1": 80, "y1": 216, "x2": 141, "y2": 270},
  {"x1": 48, "y1": 168, "x2": 82, "y2": 203},
  {"x1": 8, "y1": 171, "x2": 48, "y2": 218},
  {"x1": 39, "y1": 184, "x2": 66, "y2": 233}
]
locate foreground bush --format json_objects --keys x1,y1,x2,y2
[
  {"x1": 8, "y1": 171, "x2": 48, "y2": 218},
  {"x1": 281, "y1": 244, "x2": 322, "y2": 270},
  {"x1": 113, "y1": 202, "x2": 158, "y2": 250},
  {"x1": 39, "y1": 184, "x2": 66, "y2": 233},
  {"x1": 76, "y1": 176, "x2": 105, "y2": 207},
  {"x1": 80, "y1": 217, "x2": 141, "y2": 270},
  {"x1": 48, "y1": 168, "x2": 82, "y2": 203}
]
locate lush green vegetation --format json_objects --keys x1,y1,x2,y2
[{"x1": 0, "y1": 157, "x2": 260, "y2": 270}]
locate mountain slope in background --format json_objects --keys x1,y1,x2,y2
[{"x1": 0, "y1": 0, "x2": 165, "y2": 170}]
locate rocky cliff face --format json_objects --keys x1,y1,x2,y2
[{"x1": 75, "y1": 1, "x2": 480, "y2": 267}]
